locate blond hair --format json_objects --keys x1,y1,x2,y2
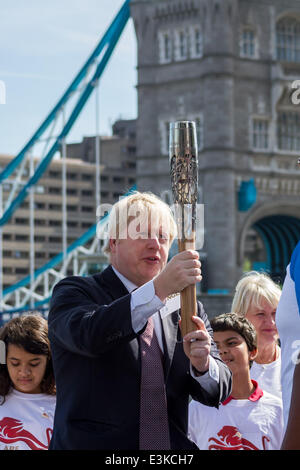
[
  {"x1": 231, "y1": 271, "x2": 281, "y2": 316},
  {"x1": 101, "y1": 191, "x2": 177, "y2": 257}
]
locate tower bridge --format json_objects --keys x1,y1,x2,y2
[
  {"x1": 131, "y1": 0, "x2": 300, "y2": 313},
  {"x1": 1, "y1": 0, "x2": 300, "y2": 323}
]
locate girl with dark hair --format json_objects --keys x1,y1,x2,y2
[{"x1": 0, "y1": 314, "x2": 56, "y2": 450}]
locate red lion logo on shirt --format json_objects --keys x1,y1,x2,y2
[
  {"x1": 208, "y1": 425, "x2": 270, "y2": 450},
  {"x1": 0, "y1": 417, "x2": 52, "y2": 450}
]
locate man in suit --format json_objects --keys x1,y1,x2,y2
[{"x1": 48, "y1": 191, "x2": 231, "y2": 450}]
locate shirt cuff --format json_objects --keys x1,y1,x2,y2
[
  {"x1": 190, "y1": 356, "x2": 220, "y2": 391},
  {"x1": 130, "y1": 280, "x2": 165, "y2": 333}
]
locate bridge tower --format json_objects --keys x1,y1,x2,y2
[{"x1": 131, "y1": 0, "x2": 300, "y2": 306}]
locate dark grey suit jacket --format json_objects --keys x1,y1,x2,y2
[{"x1": 48, "y1": 265, "x2": 232, "y2": 450}]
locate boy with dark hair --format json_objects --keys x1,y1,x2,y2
[{"x1": 188, "y1": 313, "x2": 283, "y2": 450}]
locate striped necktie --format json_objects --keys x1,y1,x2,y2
[{"x1": 139, "y1": 316, "x2": 171, "y2": 450}]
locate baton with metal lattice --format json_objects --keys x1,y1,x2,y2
[{"x1": 169, "y1": 121, "x2": 199, "y2": 337}]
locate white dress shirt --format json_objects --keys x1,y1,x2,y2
[{"x1": 112, "y1": 266, "x2": 219, "y2": 392}]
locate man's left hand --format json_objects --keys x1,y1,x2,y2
[{"x1": 182, "y1": 316, "x2": 211, "y2": 374}]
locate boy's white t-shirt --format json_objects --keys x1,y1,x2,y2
[
  {"x1": 0, "y1": 389, "x2": 56, "y2": 450},
  {"x1": 250, "y1": 347, "x2": 282, "y2": 400},
  {"x1": 188, "y1": 381, "x2": 283, "y2": 450}
]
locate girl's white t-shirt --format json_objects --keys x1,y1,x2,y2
[{"x1": 0, "y1": 389, "x2": 56, "y2": 450}]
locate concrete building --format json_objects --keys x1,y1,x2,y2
[
  {"x1": 0, "y1": 119, "x2": 136, "y2": 290},
  {"x1": 130, "y1": 0, "x2": 300, "y2": 313}
]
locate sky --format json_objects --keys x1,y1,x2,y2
[{"x1": 0, "y1": 0, "x2": 137, "y2": 155}]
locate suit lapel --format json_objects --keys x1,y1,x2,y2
[
  {"x1": 95, "y1": 266, "x2": 180, "y2": 374},
  {"x1": 94, "y1": 265, "x2": 130, "y2": 301},
  {"x1": 94, "y1": 265, "x2": 140, "y2": 361}
]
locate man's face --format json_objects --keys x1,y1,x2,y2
[{"x1": 109, "y1": 217, "x2": 171, "y2": 286}]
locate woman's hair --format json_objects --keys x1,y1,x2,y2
[
  {"x1": 100, "y1": 191, "x2": 177, "y2": 258},
  {"x1": 0, "y1": 314, "x2": 56, "y2": 399},
  {"x1": 211, "y1": 313, "x2": 257, "y2": 353},
  {"x1": 231, "y1": 271, "x2": 281, "y2": 316}
]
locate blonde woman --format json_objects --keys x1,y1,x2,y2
[{"x1": 231, "y1": 271, "x2": 282, "y2": 399}]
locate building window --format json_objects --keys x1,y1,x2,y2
[
  {"x1": 174, "y1": 28, "x2": 188, "y2": 61},
  {"x1": 15, "y1": 268, "x2": 28, "y2": 275},
  {"x1": 3, "y1": 267, "x2": 12, "y2": 274},
  {"x1": 82, "y1": 190, "x2": 93, "y2": 197},
  {"x1": 276, "y1": 17, "x2": 300, "y2": 63},
  {"x1": 49, "y1": 220, "x2": 61, "y2": 227},
  {"x1": 277, "y1": 111, "x2": 300, "y2": 151},
  {"x1": 159, "y1": 121, "x2": 171, "y2": 155},
  {"x1": 158, "y1": 30, "x2": 172, "y2": 64},
  {"x1": 3, "y1": 234, "x2": 12, "y2": 240},
  {"x1": 49, "y1": 171, "x2": 60, "y2": 178},
  {"x1": 67, "y1": 188, "x2": 77, "y2": 196},
  {"x1": 34, "y1": 202, "x2": 45, "y2": 210},
  {"x1": 15, "y1": 234, "x2": 29, "y2": 241},
  {"x1": 49, "y1": 236, "x2": 61, "y2": 243},
  {"x1": 127, "y1": 146, "x2": 136, "y2": 154},
  {"x1": 190, "y1": 26, "x2": 203, "y2": 59},
  {"x1": 240, "y1": 28, "x2": 256, "y2": 58},
  {"x1": 35, "y1": 235, "x2": 45, "y2": 242},
  {"x1": 15, "y1": 218, "x2": 28, "y2": 225},
  {"x1": 127, "y1": 162, "x2": 136, "y2": 169},
  {"x1": 3, "y1": 251, "x2": 12, "y2": 257},
  {"x1": 81, "y1": 173, "x2": 93, "y2": 181},
  {"x1": 49, "y1": 203, "x2": 61, "y2": 211},
  {"x1": 15, "y1": 251, "x2": 27, "y2": 259},
  {"x1": 35, "y1": 219, "x2": 46, "y2": 226},
  {"x1": 113, "y1": 176, "x2": 124, "y2": 183},
  {"x1": 81, "y1": 206, "x2": 93, "y2": 213},
  {"x1": 49, "y1": 187, "x2": 61, "y2": 195},
  {"x1": 252, "y1": 118, "x2": 269, "y2": 150},
  {"x1": 67, "y1": 221, "x2": 78, "y2": 228}
]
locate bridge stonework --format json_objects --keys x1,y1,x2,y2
[{"x1": 131, "y1": 0, "x2": 300, "y2": 311}]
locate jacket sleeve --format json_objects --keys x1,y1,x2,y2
[{"x1": 48, "y1": 276, "x2": 138, "y2": 358}]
